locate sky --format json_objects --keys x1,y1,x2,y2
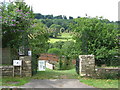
[{"x1": 1, "y1": 0, "x2": 120, "y2": 21}]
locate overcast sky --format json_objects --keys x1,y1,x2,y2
[{"x1": 1, "y1": 0, "x2": 120, "y2": 21}]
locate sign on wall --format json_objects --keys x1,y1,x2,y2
[
  {"x1": 13, "y1": 60, "x2": 22, "y2": 66},
  {"x1": 28, "y1": 50, "x2": 32, "y2": 56}
]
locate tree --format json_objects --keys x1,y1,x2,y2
[
  {"x1": 1, "y1": 1, "x2": 34, "y2": 48},
  {"x1": 60, "y1": 41, "x2": 76, "y2": 69},
  {"x1": 62, "y1": 41, "x2": 77, "y2": 58},
  {"x1": 41, "y1": 19, "x2": 53, "y2": 27},
  {"x1": 34, "y1": 13, "x2": 44, "y2": 19},
  {"x1": 54, "y1": 15, "x2": 63, "y2": 19},
  {"x1": 63, "y1": 15, "x2": 67, "y2": 19},
  {"x1": 49, "y1": 24, "x2": 61, "y2": 38},
  {"x1": 70, "y1": 17, "x2": 119, "y2": 66},
  {"x1": 51, "y1": 41, "x2": 65, "y2": 49},
  {"x1": 44, "y1": 15, "x2": 53, "y2": 19},
  {"x1": 29, "y1": 20, "x2": 49, "y2": 54},
  {"x1": 69, "y1": 16, "x2": 73, "y2": 19},
  {"x1": 47, "y1": 48, "x2": 61, "y2": 56}
]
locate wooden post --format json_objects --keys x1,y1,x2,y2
[
  {"x1": 13, "y1": 66, "x2": 22, "y2": 77},
  {"x1": 13, "y1": 66, "x2": 14, "y2": 77},
  {"x1": 20, "y1": 66, "x2": 22, "y2": 77}
]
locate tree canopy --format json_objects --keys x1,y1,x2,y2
[
  {"x1": 1, "y1": 1, "x2": 34, "y2": 48},
  {"x1": 70, "y1": 17, "x2": 119, "y2": 66}
]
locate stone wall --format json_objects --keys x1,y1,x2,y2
[
  {"x1": 95, "y1": 68, "x2": 120, "y2": 73},
  {"x1": 95, "y1": 68, "x2": 120, "y2": 79},
  {"x1": 79, "y1": 55, "x2": 95, "y2": 76},
  {"x1": 78, "y1": 55, "x2": 119, "y2": 78},
  {"x1": 0, "y1": 66, "x2": 13, "y2": 76},
  {"x1": 1, "y1": 56, "x2": 32, "y2": 77}
]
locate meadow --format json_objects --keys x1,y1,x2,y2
[{"x1": 48, "y1": 33, "x2": 75, "y2": 43}]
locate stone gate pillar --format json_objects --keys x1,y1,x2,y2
[
  {"x1": 79, "y1": 55, "x2": 95, "y2": 76},
  {"x1": 19, "y1": 56, "x2": 32, "y2": 77}
]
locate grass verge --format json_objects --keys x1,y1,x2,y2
[
  {"x1": 2, "y1": 77, "x2": 30, "y2": 86},
  {"x1": 80, "y1": 77, "x2": 118, "y2": 88}
]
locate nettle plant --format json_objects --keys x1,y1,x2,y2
[{"x1": 1, "y1": 2, "x2": 34, "y2": 48}]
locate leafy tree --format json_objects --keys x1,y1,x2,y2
[
  {"x1": 70, "y1": 17, "x2": 119, "y2": 66},
  {"x1": 44, "y1": 15, "x2": 53, "y2": 19},
  {"x1": 29, "y1": 20, "x2": 49, "y2": 54},
  {"x1": 60, "y1": 41, "x2": 76, "y2": 69},
  {"x1": 47, "y1": 48, "x2": 61, "y2": 56},
  {"x1": 51, "y1": 41, "x2": 65, "y2": 49},
  {"x1": 69, "y1": 16, "x2": 73, "y2": 19},
  {"x1": 63, "y1": 15, "x2": 67, "y2": 19},
  {"x1": 62, "y1": 41, "x2": 76, "y2": 59},
  {"x1": 34, "y1": 13, "x2": 44, "y2": 19},
  {"x1": 1, "y1": 1, "x2": 34, "y2": 48},
  {"x1": 49, "y1": 24, "x2": 61, "y2": 38},
  {"x1": 54, "y1": 15, "x2": 63, "y2": 19},
  {"x1": 41, "y1": 19, "x2": 53, "y2": 27}
]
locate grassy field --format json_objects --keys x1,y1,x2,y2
[
  {"x1": 57, "y1": 33, "x2": 73, "y2": 39},
  {"x1": 48, "y1": 33, "x2": 75, "y2": 43},
  {"x1": 1, "y1": 68, "x2": 118, "y2": 88}
]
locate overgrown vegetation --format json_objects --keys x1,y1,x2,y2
[
  {"x1": 70, "y1": 17, "x2": 119, "y2": 66},
  {"x1": 1, "y1": 1, "x2": 34, "y2": 48}
]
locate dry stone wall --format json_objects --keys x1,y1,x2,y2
[
  {"x1": 0, "y1": 66, "x2": 13, "y2": 76},
  {"x1": 95, "y1": 68, "x2": 120, "y2": 79},
  {"x1": 78, "y1": 55, "x2": 119, "y2": 79},
  {"x1": 1, "y1": 56, "x2": 32, "y2": 77}
]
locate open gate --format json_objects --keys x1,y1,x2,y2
[{"x1": 76, "y1": 58, "x2": 79, "y2": 74}]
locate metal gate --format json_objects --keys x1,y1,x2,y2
[{"x1": 76, "y1": 58, "x2": 79, "y2": 74}]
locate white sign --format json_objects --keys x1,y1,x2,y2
[
  {"x1": 28, "y1": 51, "x2": 32, "y2": 56},
  {"x1": 13, "y1": 60, "x2": 22, "y2": 66},
  {"x1": 38, "y1": 60, "x2": 46, "y2": 71}
]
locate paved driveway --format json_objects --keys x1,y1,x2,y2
[
  {"x1": 1, "y1": 79, "x2": 99, "y2": 89},
  {"x1": 20, "y1": 79, "x2": 96, "y2": 88}
]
